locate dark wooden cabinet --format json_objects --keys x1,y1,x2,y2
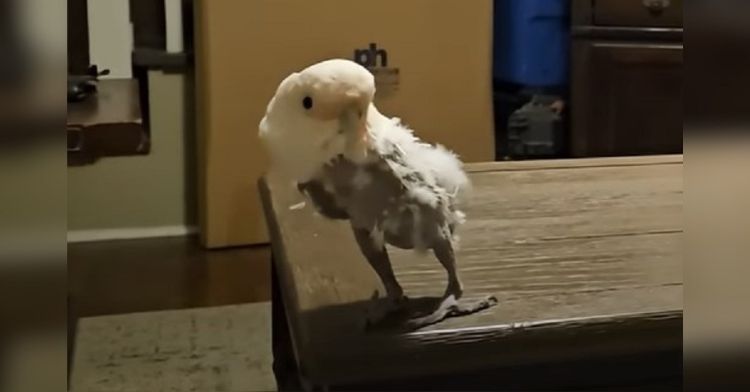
[
  {"x1": 572, "y1": 41, "x2": 682, "y2": 157},
  {"x1": 571, "y1": 0, "x2": 683, "y2": 158}
]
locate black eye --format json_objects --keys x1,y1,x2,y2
[{"x1": 302, "y1": 96, "x2": 313, "y2": 110}]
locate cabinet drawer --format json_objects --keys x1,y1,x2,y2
[{"x1": 594, "y1": 0, "x2": 683, "y2": 28}]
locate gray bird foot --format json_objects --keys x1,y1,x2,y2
[
  {"x1": 406, "y1": 294, "x2": 498, "y2": 331},
  {"x1": 365, "y1": 290, "x2": 409, "y2": 327}
]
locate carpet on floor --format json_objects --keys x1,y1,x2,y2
[{"x1": 70, "y1": 302, "x2": 276, "y2": 392}]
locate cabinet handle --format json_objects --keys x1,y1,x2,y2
[{"x1": 643, "y1": 0, "x2": 671, "y2": 15}]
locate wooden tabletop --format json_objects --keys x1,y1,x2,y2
[{"x1": 259, "y1": 155, "x2": 683, "y2": 386}]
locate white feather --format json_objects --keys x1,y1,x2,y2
[{"x1": 366, "y1": 105, "x2": 472, "y2": 206}]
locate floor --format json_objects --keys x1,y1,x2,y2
[
  {"x1": 71, "y1": 303, "x2": 276, "y2": 392},
  {"x1": 67, "y1": 236, "x2": 272, "y2": 375},
  {"x1": 68, "y1": 236, "x2": 271, "y2": 318}
]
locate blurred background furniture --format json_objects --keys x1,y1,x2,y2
[
  {"x1": 492, "y1": 0, "x2": 569, "y2": 160},
  {"x1": 492, "y1": 0, "x2": 683, "y2": 161},
  {"x1": 570, "y1": 0, "x2": 683, "y2": 158},
  {"x1": 67, "y1": 79, "x2": 148, "y2": 166}
]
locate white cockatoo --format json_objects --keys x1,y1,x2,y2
[{"x1": 259, "y1": 59, "x2": 495, "y2": 329}]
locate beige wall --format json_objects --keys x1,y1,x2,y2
[{"x1": 67, "y1": 71, "x2": 196, "y2": 232}]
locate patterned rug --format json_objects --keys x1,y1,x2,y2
[{"x1": 70, "y1": 303, "x2": 276, "y2": 392}]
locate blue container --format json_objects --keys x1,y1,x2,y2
[{"x1": 493, "y1": 0, "x2": 570, "y2": 87}]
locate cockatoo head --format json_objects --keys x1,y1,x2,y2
[{"x1": 259, "y1": 59, "x2": 375, "y2": 182}]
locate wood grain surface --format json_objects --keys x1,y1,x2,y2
[{"x1": 259, "y1": 155, "x2": 683, "y2": 386}]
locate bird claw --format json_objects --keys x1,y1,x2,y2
[
  {"x1": 393, "y1": 294, "x2": 410, "y2": 306},
  {"x1": 405, "y1": 294, "x2": 459, "y2": 330},
  {"x1": 364, "y1": 292, "x2": 410, "y2": 328},
  {"x1": 369, "y1": 289, "x2": 409, "y2": 305},
  {"x1": 288, "y1": 201, "x2": 306, "y2": 210},
  {"x1": 405, "y1": 294, "x2": 499, "y2": 331}
]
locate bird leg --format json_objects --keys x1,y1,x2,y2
[
  {"x1": 433, "y1": 237, "x2": 463, "y2": 300},
  {"x1": 351, "y1": 226, "x2": 407, "y2": 325},
  {"x1": 404, "y1": 237, "x2": 499, "y2": 331}
]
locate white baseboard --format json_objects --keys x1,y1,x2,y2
[{"x1": 67, "y1": 225, "x2": 198, "y2": 243}]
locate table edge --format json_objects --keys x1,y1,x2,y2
[{"x1": 466, "y1": 154, "x2": 683, "y2": 173}]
